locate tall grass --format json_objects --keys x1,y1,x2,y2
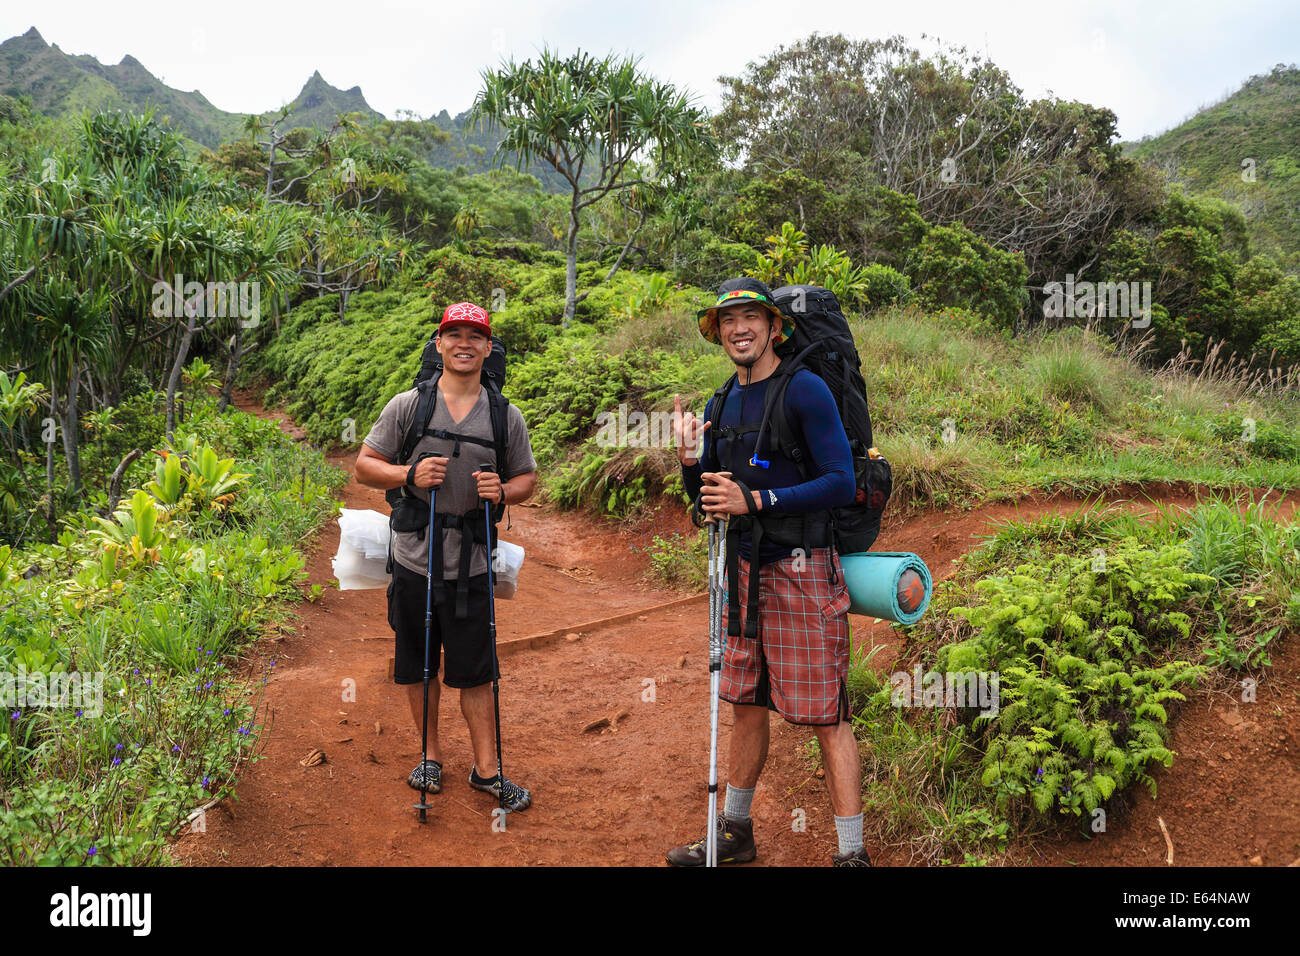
[{"x1": 1023, "y1": 331, "x2": 1127, "y2": 411}]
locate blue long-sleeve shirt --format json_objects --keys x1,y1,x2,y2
[{"x1": 682, "y1": 366, "x2": 855, "y2": 564}]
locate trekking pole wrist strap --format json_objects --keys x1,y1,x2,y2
[
  {"x1": 406, "y1": 461, "x2": 420, "y2": 488},
  {"x1": 733, "y1": 478, "x2": 759, "y2": 516}
]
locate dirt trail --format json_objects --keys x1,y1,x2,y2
[{"x1": 175, "y1": 393, "x2": 1300, "y2": 866}]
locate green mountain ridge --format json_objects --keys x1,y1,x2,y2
[
  {"x1": 1124, "y1": 63, "x2": 1300, "y2": 271},
  {"x1": 0, "y1": 26, "x2": 383, "y2": 147},
  {"x1": 0, "y1": 26, "x2": 574, "y2": 190}
]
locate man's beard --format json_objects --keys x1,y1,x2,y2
[{"x1": 732, "y1": 334, "x2": 768, "y2": 369}]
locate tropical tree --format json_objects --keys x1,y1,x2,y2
[{"x1": 469, "y1": 48, "x2": 718, "y2": 324}]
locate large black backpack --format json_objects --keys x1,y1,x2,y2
[
  {"x1": 383, "y1": 333, "x2": 512, "y2": 577},
  {"x1": 766, "y1": 284, "x2": 891, "y2": 554}
]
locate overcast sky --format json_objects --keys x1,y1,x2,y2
[{"x1": 4, "y1": 0, "x2": 1298, "y2": 141}]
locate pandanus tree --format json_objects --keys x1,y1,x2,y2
[
  {"x1": 469, "y1": 48, "x2": 718, "y2": 324},
  {"x1": 3, "y1": 133, "x2": 112, "y2": 520},
  {"x1": 243, "y1": 106, "x2": 410, "y2": 325}
]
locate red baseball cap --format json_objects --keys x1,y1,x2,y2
[{"x1": 437, "y1": 301, "x2": 491, "y2": 336}]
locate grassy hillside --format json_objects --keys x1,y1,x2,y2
[{"x1": 1126, "y1": 64, "x2": 1300, "y2": 271}]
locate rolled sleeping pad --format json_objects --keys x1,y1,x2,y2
[{"x1": 839, "y1": 552, "x2": 933, "y2": 626}]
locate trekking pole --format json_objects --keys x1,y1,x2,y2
[
  {"x1": 414, "y1": 453, "x2": 438, "y2": 824},
  {"x1": 480, "y1": 463, "x2": 507, "y2": 824},
  {"x1": 702, "y1": 471, "x2": 731, "y2": 868}
]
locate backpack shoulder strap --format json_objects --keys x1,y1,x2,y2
[
  {"x1": 754, "y1": 362, "x2": 805, "y2": 477},
  {"x1": 705, "y1": 373, "x2": 738, "y2": 471},
  {"x1": 400, "y1": 376, "x2": 440, "y2": 465},
  {"x1": 487, "y1": 385, "x2": 511, "y2": 481}
]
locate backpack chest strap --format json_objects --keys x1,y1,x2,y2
[{"x1": 420, "y1": 428, "x2": 495, "y2": 460}]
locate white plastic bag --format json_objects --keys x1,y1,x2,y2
[
  {"x1": 491, "y1": 539, "x2": 525, "y2": 600},
  {"x1": 338, "y1": 508, "x2": 391, "y2": 560},
  {"x1": 332, "y1": 509, "x2": 392, "y2": 590}
]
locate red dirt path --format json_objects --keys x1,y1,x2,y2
[{"x1": 173, "y1": 393, "x2": 1300, "y2": 867}]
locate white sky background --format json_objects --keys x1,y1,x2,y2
[{"x1": 4, "y1": 0, "x2": 1298, "y2": 140}]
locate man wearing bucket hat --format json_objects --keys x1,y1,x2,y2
[
  {"x1": 356, "y1": 301, "x2": 538, "y2": 812},
  {"x1": 668, "y1": 276, "x2": 871, "y2": 867}
]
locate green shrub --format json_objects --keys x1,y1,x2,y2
[
  {"x1": 910, "y1": 222, "x2": 1029, "y2": 328},
  {"x1": 642, "y1": 529, "x2": 707, "y2": 590},
  {"x1": 671, "y1": 229, "x2": 762, "y2": 290}
]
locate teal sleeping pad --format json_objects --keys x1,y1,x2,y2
[{"x1": 839, "y1": 552, "x2": 932, "y2": 626}]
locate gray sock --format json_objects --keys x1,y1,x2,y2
[
  {"x1": 723, "y1": 784, "x2": 755, "y2": 822},
  {"x1": 834, "y1": 813, "x2": 864, "y2": 856}
]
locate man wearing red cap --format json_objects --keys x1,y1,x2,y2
[{"x1": 357, "y1": 302, "x2": 538, "y2": 812}]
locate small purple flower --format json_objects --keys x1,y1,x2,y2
[
  {"x1": 269, "y1": 661, "x2": 276, "y2": 667},
  {"x1": 203, "y1": 681, "x2": 212, "y2": 690},
  {"x1": 144, "y1": 679, "x2": 152, "y2": 686},
  {"x1": 206, "y1": 650, "x2": 213, "y2": 656},
  {"x1": 115, "y1": 743, "x2": 123, "y2": 750},
  {"x1": 172, "y1": 745, "x2": 181, "y2": 752},
  {"x1": 238, "y1": 727, "x2": 250, "y2": 736},
  {"x1": 223, "y1": 708, "x2": 231, "y2": 716},
  {"x1": 133, "y1": 668, "x2": 139, "y2": 675},
  {"x1": 87, "y1": 846, "x2": 97, "y2": 857},
  {"x1": 111, "y1": 757, "x2": 121, "y2": 766},
  {"x1": 1035, "y1": 767, "x2": 1044, "y2": 779},
  {"x1": 9, "y1": 711, "x2": 18, "y2": 720},
  {"x1": 75, "y1": 709, "x2": 83, "y2": 718},
  {"x1": 202, "y1": 776, "x2": 211, "y2": 789}
]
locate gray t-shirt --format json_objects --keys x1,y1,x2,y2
[{"x1": 363, "y1": 385, "x2": 536, "y2": 579}]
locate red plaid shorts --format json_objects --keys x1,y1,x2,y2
[{"x1": 718, "y1": 546, "x2": 853, "y2": 726}]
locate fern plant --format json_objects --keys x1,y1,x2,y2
[{"x1": 938, "y1": 538, "x2": 1215, "y2": 818}]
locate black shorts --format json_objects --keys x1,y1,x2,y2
[{"x1": 387, "y1": 560, "x2": 498, "y2": 688}]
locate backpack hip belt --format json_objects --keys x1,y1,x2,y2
[{"x1": 427, "y1": 506, "x2": 500, "y2": 619}]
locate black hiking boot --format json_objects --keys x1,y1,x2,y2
[
  {"x1": 665, "y1": 814, "x2": 757, "y2": 866},
  {"x1": 407, "y1": 759, "x2": 442, "y2": 793},
  {"x1": 832, "y1": 846, "x2": 872, "y2": 867},
  {"x1": 469, "y1": 766, "x2": 532, "y2": 812}
]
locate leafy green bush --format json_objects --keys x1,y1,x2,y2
[
  {"x1": 642, "y1": 529, "x2": 707, "y2": 590},
  {"x1": 1209, "y1": 413, "x2": 1300, "y2": 461},
  {"x1": 910, "y1": 222, "x2": 1029, "y2": 328},
  {"x1": 938, "y1": 539, "x2": 1214, "y2": 816},
  {"x1": 671, "y1": 229, "x2": 762, "y2": 290},
  {"x1": 860, "y1": 262, "x2": 911, "y2": 310}
]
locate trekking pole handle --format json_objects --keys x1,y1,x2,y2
[{"x1": 700, "y1": 471, "x2": 732, "y2": 525}]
